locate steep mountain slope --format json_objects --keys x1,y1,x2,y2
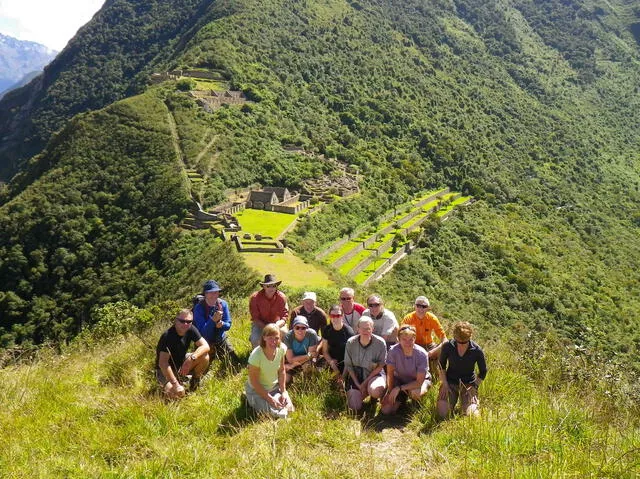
[
  {"x1": 0, "y1": 0, "x2": 638, "y2": 372},
  {"x1": 0, "y1": 0, "x2": 214, "y2": 180},
  {"x1": 0, "y1": 33, "x2": 56, "y2": 97}
]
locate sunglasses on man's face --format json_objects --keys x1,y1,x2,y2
[
  {"x1": 178, "y1": 319, "x2": 193, "y2": 324},
  {"x1": 415, "y1": 304, "x2": 428, "y2": 308},
  {"x1": 340, "y1": 297, "x2": 353, "y2": 301},
  {"x1": 294, "y1": 326, "x2": 308, "y2": 331},
  {"x1": 368, "y1": 303, "x2": 380, "y2": 307}
]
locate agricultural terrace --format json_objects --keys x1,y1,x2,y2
[
  {"x1": 321, "y1": 188, "x2": 446, "y2": 264},
  {"x1": 319, "y1": 189, "x2": 471, "y2": 284},
  {"x1": 353, "y1": 248, "x2": 398, "y2": 284}
]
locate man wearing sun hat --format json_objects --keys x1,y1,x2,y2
[
  {"x1": 249, "y1": 273, "x2": 289, "y2": 347},
  {"x1": 193, "y1": 279, "x2": 239, "y2": 366}
]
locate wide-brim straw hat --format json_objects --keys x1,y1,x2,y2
[{"x1": 259, "y1": 273, "x2": 282, "y2": 286}]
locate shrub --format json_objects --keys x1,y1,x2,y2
[
  {"x1": 176, "y1": 78, "x2": 196, "y2": 91},
  {"x1": 88, "y1": 301, "x2": 154, "y2": 341}
]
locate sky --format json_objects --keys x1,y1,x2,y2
[{"x1": 0, "y1": 0, "x2": 104, "y2": 51}]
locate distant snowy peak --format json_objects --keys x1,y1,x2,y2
[{"x1": 0, "y1": 32, "x2": 57, "y2": 95}]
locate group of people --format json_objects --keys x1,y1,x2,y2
[{"x1": 155, "y1": 274, "x2": 488, "y2": 421}]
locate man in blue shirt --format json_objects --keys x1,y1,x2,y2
[{"x1": 192, "y1": 279, "x2": 240, "y2": 367}]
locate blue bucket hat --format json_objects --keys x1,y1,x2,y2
[{"x1": 203, "y1": 279, "x2": 222, "y2": 293}]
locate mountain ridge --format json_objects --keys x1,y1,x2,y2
[{"x1": 0, "y1": 0, "x2": 638, "y2": 372}]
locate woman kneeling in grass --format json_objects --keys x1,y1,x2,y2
[
  {"x1": 381, "y1": 325, "x2": 430, "y2": 414},
  {"x1": 245, "y1": 323, "x2": 294, "y2": 419},
  {"x1": 437, "y1": 321, "x2": 487, "y2": 418}
]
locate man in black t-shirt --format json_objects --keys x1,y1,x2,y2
[{"x1": 155, "y1": 309, "x2": 210, "y2": 399}]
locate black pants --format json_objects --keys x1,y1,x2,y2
[{"x1": 210, "y1": 337, "x2": 240, "y2": 364}]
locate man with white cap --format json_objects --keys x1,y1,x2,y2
[
  {"x1": 289, "y1": 291, "x2": 328, "y2": 334},
  {"x1": 401, "y1": 296, "x2": 447, "y2": 363},
  {"x1": 283, "y1": 316, "x2": 320, "y2": 383},
  {"x1": 249, "y1": 273, "x2": 289, "y2": 347}
]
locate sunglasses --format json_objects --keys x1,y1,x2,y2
[
  {"x1": 294, "y1": 326, "x2": 308, "y2": 331},
  {"x1": 178, "y1": 319, "x2": 193, "y2": 324},
  {"x1": 399, "y1": 325, "x2": 416, "y2": 333},
  {"x1": 368, "y1": 303, "x2": 381, "y2": 307},
  {"x1": 415, "y1": 304, "x2": 428, "y2": 308},
  {"x1": 340, "y1": 297, "x2": 353, "y2": 301},
  {"x1": 329, "y1": 314, "x2": 342, "y2": 318}
]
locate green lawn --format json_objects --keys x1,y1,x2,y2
[
  {"x1": 242, "y1": 249, "x2": 334, "y2": 288},
  {"x1": 235, "y1": 209, "x2": 297, "y2": 238}
]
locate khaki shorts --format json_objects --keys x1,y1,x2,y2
[{"x1": 444, "y1": 382, "x2": 479, "y2": 411}]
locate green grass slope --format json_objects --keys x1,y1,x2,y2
[{"x1": 0, "y1": 311, "x2": 637, "y2": 478}]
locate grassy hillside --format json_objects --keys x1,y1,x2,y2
[{"x1": 0, "y1": 305, "x2": 637, "y2": 477}]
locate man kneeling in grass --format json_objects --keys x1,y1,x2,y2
[
  {"x1": 155, "y1": 309, "x2": 210, "y2": 399},
  {"x1": 344, "y1": 316, "x2": 387, "y2": 412},
  {"x1": 381, "y1": 325, "x2": 431, "y2": 414}
]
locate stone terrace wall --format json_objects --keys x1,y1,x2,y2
[
  {"x1": 362, "y1": 243, "x2": 415, "y2": 286},
  {"x1": 233, "y1": 236, "x2": 285, "y2": 253}
]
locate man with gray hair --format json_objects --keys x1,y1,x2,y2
[
  {"x1": 362, "y1": 294, "x2": 399, "y2": 346},
  {"x1": 338, "y1": 287, "x2": 365, "y2": 330},
  {"x1": 344, "y1": 316, "x2": 387, "y2": 411}
]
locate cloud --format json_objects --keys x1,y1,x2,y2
[{"x1": 0, "y1": 0, "x2": 104, "y2": 50}]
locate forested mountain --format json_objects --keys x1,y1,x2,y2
[
  {"x1": 0, "y1": 0, "x2": 213, "y2": 180},
  {"x1": 0, "y1": 33, "x2": 56, "y2": 99},
  {"x1": 0, "y1": 0, "x2": 639, "y2": 378}
]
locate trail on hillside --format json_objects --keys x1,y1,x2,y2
[
  {"x1": 165, "y1": 107, "x2": 185, "y2": 164},
  {"x1": 195, "y1": 130, "x2": 219, "y2": 164}
]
